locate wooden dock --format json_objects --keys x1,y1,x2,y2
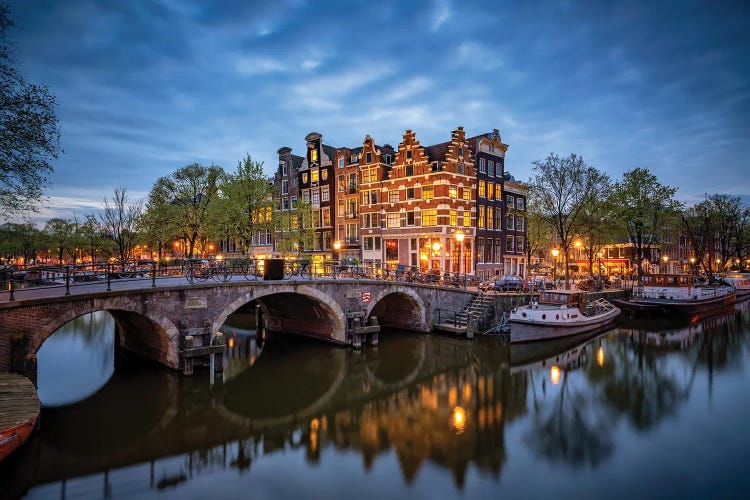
[{"x1": 0, "y1": 373, "x2": 40, "y2": 461}]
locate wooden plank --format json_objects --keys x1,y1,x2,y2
[{"x1": 0, "y1": 373, "x2": 40, "y2": 430}]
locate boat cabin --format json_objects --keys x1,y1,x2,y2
[
  {"x1": 538, "y1": 290, "x2": 586, "y2": 310},
  {"x1": 641, "y1": 274, "x2": 694, "y2": 287}
]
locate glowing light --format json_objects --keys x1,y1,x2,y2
[
  {"x1": 452, "y1": 406, "x2": 466, "y2": 435},
  {"x1": 550, "y1": 365, "x2": 561, "y2": 385},
  {"x1": 455, "y1": 230, "x2": 465, "y2": 243},
  {"x1": 432, "y1": 242, "x2": 442, "y2": 253},
  {"x1": 228, "y1": 337, "x2": 235, "y2": 349},
  {"x1": 333, "y1": 240, "x2": 342, "y2": 251},
  {"x1": 216, "y1": 254, "x2": 224, "y2": 260},
  {"x1": 662, "y1": 255, "x2": 669, "y2": 263},
  {"x1": 597, "y1": 347, "x2": 605, "y2": 367},
  {"x1": 551, "y1": 248, "x2": 560, "y2": 258},
  {"x1": 574, "y1": 240, "x2": 582, "y2": 248}
]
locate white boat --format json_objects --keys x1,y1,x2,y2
[
  {"x1": 509, "y1": 290, "x2": 620, "y2": 343},
  {"x1": 722, "y1": 273, "x2": 750, "y2": 301},
  {"x1": 613, "y1": 274, "x2": 736, "y2": 316}
]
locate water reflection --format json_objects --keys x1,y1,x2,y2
[
  {"x1": 2, "y1": 304, "x2": 750, "y2": 499},
  {"x1": 36, "y1": 311, "x2": 115, "y2": 406}
]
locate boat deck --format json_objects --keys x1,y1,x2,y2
[{"x1": 0, "y1": 373, "x2": 40, "y2": 431}]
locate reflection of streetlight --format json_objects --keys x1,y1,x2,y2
[
  {"x1": 452, "y1": 406, "x2": 466, "y2": 435},
  {"x1": 597, "y1": 346, "x2": 605, "y2": 367},
  {"x1": 551, "y1": 248, "x2": 560, "y2": 282},
  {"x1": 455, "y1": 230, "x2": 465, "y2": 275},
  {"x1": 550, "y1": 365, "x2": 561, "y2": 385}
]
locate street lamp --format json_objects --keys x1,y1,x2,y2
[
  {"x1": 333, "y1": 240, "x2": 342, "y2": 264},
  {"x1": 662, "y1": 255, "x2": 669, "y2": 274},
  {"x1": 690, "y1": 257, "x2": 696, "y2": 275},
  {"x1": 597, "y1": 251, "x2": 603, "y2": 277},
  {"x1": 455, "y1": 230, "x2": 465, "y2": 276},
  {"x1": 432, "y1": 241, "x2": 442, "y2": 273},
  {"x1": 551, "y1": 248, "x2": 560, "y2": 282}
]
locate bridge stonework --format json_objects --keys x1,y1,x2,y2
[{"x1": 0, "y1": 280, "x2": 474, "y2": 376}]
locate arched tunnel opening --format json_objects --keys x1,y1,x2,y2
[
  {"x1": 369, "y1": 292, "x2": 426, "y2": 332},
  {"x1": 247, "y1": 292, "x2": 346, "y2": 344}
]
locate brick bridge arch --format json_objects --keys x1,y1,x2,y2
[{"x1": 366, "y1": 286, "x2": 429, "y2": 332}]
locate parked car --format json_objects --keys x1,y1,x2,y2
[
  {"x1": 528, "y1": 275, "x2": 555, "y2": 289},
  {"x1": 480, "y1": 275, "x2": 525, "y2": 292}
]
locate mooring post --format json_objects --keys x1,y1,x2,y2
[
  {"x1": 65, "y1": 265, "x2": 70, "y2": 295},
  {"x1": 106, "y1": 263, "x2": 112, "y2": 291},
  {"x1": 209, "y1": 353, "x2": 215, "y2": 386},
  {"x1": 183, "y1": 335, "x2": 194, "y2": 376},
  {"x1": 151, "y1": 261, "x2": 156, "y2": 288}
]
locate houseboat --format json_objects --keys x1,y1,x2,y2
[
  {"x1": 508, "y1": 290, "x2": 620, "y2": 343},
  {"x1": 613, "y1": 274, "x2": 735, "y2": 317},
  {"x1": 723, "y1": 273, "x2": 750, "y2": 301}
]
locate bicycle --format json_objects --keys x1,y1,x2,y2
[
  {"x1": 184, "y1": 259, "x2": 231, "y2": 283},
  {"x1": 242, "y1": 259, "x2": 261, "y2": 280}
]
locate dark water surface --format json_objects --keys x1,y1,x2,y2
[{"x1": 2, "y1": 304, "x2": 750, "y2": 499}]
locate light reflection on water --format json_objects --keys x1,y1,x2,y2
[{"x1": 1, "y1": 303, "x2": 749, "y2": 499}]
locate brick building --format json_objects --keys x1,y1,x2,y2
[{"x1": 503, "y1": 176, "x2": 528, "y2": 277}]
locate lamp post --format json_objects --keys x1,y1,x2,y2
[
  {"x1": 432, "y1": 241, "x2": 442, "y2": 273},
  {"x1": 551, "y1": 248, "x2": 560, "y2": 283},
  {"x1": 333, "y1": 240, "x2": 341, "y2": 263},
  {"x1": 662, "y1": 255, "x2": 669, "y2": 274},
  {"x1": 455, "y1": 230, "x2": 465, "y2": 276},
  {"x1": 690, "y1": 257, "x2": 696, "y2": 276},
  {"x1": 597, "y1": 251, "x2": 603, "y2": 277}
]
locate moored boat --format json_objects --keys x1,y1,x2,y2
[
  {"x1": 612, "y1": 274, "x2": 735, "y2": 317},
  {"x1": 723, "y1": 273, "x2": 750, "y2": 301},
  {"x1": 508, "y1": 290, "x2": 620, "y2": 343},
  {"x1": 0, "y1": 373, "x2": 40, "y2": 462}
]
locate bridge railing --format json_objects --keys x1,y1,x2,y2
[{"x1": 0, "y1": 260, "x2": 480, "y2": 302}]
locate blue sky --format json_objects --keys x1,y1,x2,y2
[{"x1": 5, "y1": 0, "x2": 750, "y2": 221}]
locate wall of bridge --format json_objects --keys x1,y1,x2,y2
[{"x1": 0, "y1": 280, "x2": 474, "y2": 374}]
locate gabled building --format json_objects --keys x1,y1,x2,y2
[
  {"x1": 467, "y1": 129, "x2": 508, "y2": 279},
  {"x1": 274, "y1": 146, "x2": 304, "y2": 212},
  {"x1": 502, "y1": 174, "x2": 528, "y2": 277}
]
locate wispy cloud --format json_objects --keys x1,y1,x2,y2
[{"x1": 430, "y1": 0, "x2": 452, "y2": 32}]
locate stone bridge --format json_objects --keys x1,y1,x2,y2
[{"x1": 0, "y1": 279, "x2": 475, "y2": 378}]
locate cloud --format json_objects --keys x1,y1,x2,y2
[
  {"x1": 430, "y1": 0, "x2": 453, "y2": 32},
  {"x1": 233, "y1": 55, "x2": 289, "y2": 75}
]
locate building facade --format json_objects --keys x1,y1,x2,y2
[{"x1": 502, "y1": 177, "x2": 528, "y2": 277}]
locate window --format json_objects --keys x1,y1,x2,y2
[
  {"x1": 478, "y1": 180, "x2": 486, "y2": 198},
  {"x1": 322, "y1": 207, "x2": 330, "y2": 226},
  {"x1": 338, "y1": 175, "x2": 345, "y2": 192},
  {"x1": 281, "y1": 162, "x2": 288, "y2": 176},
  {"x1": 310, "y1": 149, "x2": 318, "y2": 162},
  {"x1": 478, "y1": 206, "x2": 486, "y2": 227},
  {"x1": 321, "y1": 185, "x2": 330, "y2": 202},
  {"x1": 364, "y1": 189, "x2": 377, "y2": 205},
  {"x1": 463, "y1": 211, "x2": 470, "y2": 226},
  {"x1": 450, "y1": 210, "x2": 457, "y2": 226},
  {"x1": 387, "y1": 212, "x2": 400, "y2": 228},
  {"x1": 312, "y1": 189, "x2": 320, "y2": 206},
  {"x1": 495, "y1": 208, "x2": 502, "y2": 229},
  {"x1": 422, "y1": 185, "x2": 434, "y2": 200},
  {"x1": 384, "y1": 154, "x2": 392, "y2": 165},
  {"x1": 338, "y1": 157, "x2": 345, "y2": 168},
  {"x1": 458, "y1": 147, "x2": 463, "y2": 157},
  {"x1": 516, "y1": 236, "x2": 524, "y2": 252},
  {"x1": 364, "y1": 237, "x2": 374, "y2": 250},
  {"x1": 506, "y1": 195, "x2": 514, "y2": 207},
  {"x1": 506, "y1": 236, "x2": 514, "y2": 252},
  {"x1": 351, "y1": 154, "x2": 358, "y2": 163},
  {"x1": 302, "y1": 190, "x2": 310, "y2": 202},
  {"x1": 347, "y1": 199, "x2": 357, "y2": 217},
  {"x1": 494, "y1": 239, "x2": 502, "y2": 263},
  {"x1": 507, "y1": 214, "x2": 514, "y2": 230},
  {"x1": 366, "y1": 152, "x2": 372, "y2": 163},
  {"x1": 282, "y1": 197, "x2": 289, "y2": 210},
  {"x1": 348, "y1": 173, "x2": 357, "y2": 193},
  {"x1": 405, "y1": 164, "x2": 414, "y2": 176},
  {"x1": 422, "y1": 209, "x2": 437, "y2": 226},
  {"x1": 516, "y1": 197, "x2": 524, "y2": 210},
  {"x1": 462, "y1": 186, "x2": 471, "y2": 200},
  {"x1": 302, "y1": 173, "x2": 309, "y2": 184},
  {"x1": 389, "y1": 190, "x2": 399, "y2": 203},
  {"x1": 487, "y1": 207, "x2": 494, "y2": 229},
  {"x1": 281, "y1": 179, "x2": 288, "y2": 195},
  {"x1": 449, "y1": 185, "x2": 457, "y2": 199},
  {"x1": 363, "y1": 168, "x2": 378, "y2": 183},
  {"x1": 477, "y1": 238, "x2": 484, "y2": 263},
  {"x1": 291, "y1": 196, "x2": 298, "y2": 208},
  {"x1": 488, "y1": 161, "x2": 494, "y2": 176},
  {"x1": 311, "y1": 168, "x2": 319, "y2": 183},
  {"x1": 406, "y1": 187, "x2": 415, "y2": 199},
  {"x1": 495, "y1": 184, "x2": 502, "y2": 199},
  {"x1": 516, "y1": 216, "x2": 525, "y2": 231},
  {"x1": 479, "y1": 158, "x2": 486, "y2": 173},
  {"x1": 495, "y1": 162, "x2": 502, "y2": 177},
  {"x1": 347, "y1": 223, "x2": 357, "y2": 242},
  {"x1": 338, "y1": 199, "x2": 345, "y2": 216},
  {"x1": 457, "y1": 162, "x2": 464, "y2": 174},
  {"x1": 406, "y1": 211, "x2": 415, "y2": 226},
  {"x1": 406, "y1": 150, "x2": 412, "y2": 160},
  {"x1": 321, "y1": 168, "x2": 328, "y2": 180}
]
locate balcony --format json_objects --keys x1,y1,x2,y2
[{"x1": 346, "y1": 211, "x2": 358, "y2": 219}]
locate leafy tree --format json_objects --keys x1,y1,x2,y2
[
  {"x1": 215, "y1": 154, "x2": 273, "y2": 256},
  {"x1": 147, "y1": 163, "x2": 224, "y2": 258},
  {"x1": 524, "y1": 200, "x2": 553, "y2": 276},
  {"x1": 77, "y1": 213, "x2": 106, "y2": 264},
  {"x1": 0, "y1": 4, "x2": 61, "y2": 216},
  {"x1": 0, "y1": 220, "x2": 42, "y2": 263},
  {"x1": 577, "y1": 184, "x2": 616, "y2": 276},
  {"x1": 99, "y1": 187, "x2": 142, "y2": 265},
  {"x1": 43, "y1": 217, "x2": 75, "y2": 264},
  {"x1": 139, "y1": 189, "x2": 181, "y2": 262},
  {"x1": 273, "y1": 200, "x2": 316, "y2": 257},
  {"x1": 610, "y1": 168, "x2": 681, "y2": 279},
  {"x1": 528, "y1": 153, "x2": 609, "y2": 286}
]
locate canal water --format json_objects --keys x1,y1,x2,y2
[{"x1": 2, "y1": 304, "x2": 750, "y2": 499}]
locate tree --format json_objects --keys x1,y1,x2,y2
[
  {"x1": 577, "y1": 185, "x2": 616, "y2": 276},
  {"x1": 0, "y1": 4, "x2": 61, "y2": 216},
  {"x1": 216, "y1": 154, "x2": 273, "y2": 256},
  {"x1": 524, "y1": 200, "x2": 553, "y2": 276},
  {"x1": 139, "y1": 189, "x2": 181, "y2": 263},
  {"x1": 0, "y1": 220, "x2": 42, "y2": 263},
  {"x1": 610, "y1": 168, "x2": 681, "y2": 279},
  {"x1": 77, "y1": 213, "x2": 106, "y2": 264},
  {"x1": 273, "y1": 200, "x2": 316, "y2": 257},
  {"x1": 528, "y1": 153, "x2": 609, "y2": 286},
  {"x1": 147, "y1": 163, "x2": 224, "y2": 258},
  {"x1": 99, "y1": 187, "x2": 142, "y2": 266},
  {"x1": 43, "y1": 217, "x2": 75, "y2": 264}
]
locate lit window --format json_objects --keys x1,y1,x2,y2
[
  {"x1": 463, "y1": 211, "x2": 470, "y2": 226},
  {"x1": 422, "y1": 185, "x2": 434, "y2": 200},
  {"x1": 495, "y1": 184, "x2": 502, "y2": 199},
  {"x1": 422, "y1": 209, "x2": 437, "y2": 226},
  {"x1": 450, "y1": 210, "x2": 457, "y2": 226},
  {"x1": 487, "y1": 207, "x2": 494, "y2": 229},
  {"x1": 389, "y1": 190, "x2": 399, "y2": 203},
  {"x1": 449, "y1": 185, "x2": 458, "y2": 199},
  {"x1": 462, "y1": 187, "x2": 471, "y2": 201},
  {"x1": 479, "y1": 206, "x2": 486, "y2": 227},
  {"x1": 478, "y1": 181, "x2": 486, "y2": 198},
  {"x1": 311, "y1": 149, "x2": 318, "y2": 162},
  {"x1": 387, "y1": 212, "x2": 400, "y2": 228},
  {"x1": 321, "y1": 186, "x2": 330, "y2": 202},
  {"x1": 321, "y1": 168, "x2": 328, "y2": 180},
  {"x1": 311, "y1": 169, "x2": 319, "y2": 183}
]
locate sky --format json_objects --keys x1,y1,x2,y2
[{"x1": 5, "y1": 0, "x2": 750, "y2": 222}]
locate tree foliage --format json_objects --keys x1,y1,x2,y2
[
  {"x1": 0, "y1": 4, "x2": 61, "y2": 216},
  {"x1": 610, "y1": 168, "x2": 681, "y2": 278},
  {"x1": 43, "y1": 217, "x2": 75, "y2": 264},
  {"x1": 528, "y1": 153, "x2": 609, "y2": 285},
  {"x1": 99, "y1": 187, "x2": 142, "y2": 265},
  {"x1": 0, "y1": 220, "x2": 42, "y2": 263}
]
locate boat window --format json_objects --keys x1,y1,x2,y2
[
  {"x1": 556, "y1": 314, "x2": 560, "y2": 320},
  {"x1": 542, "y1": 314, "x2": 546, "y2": 320}
]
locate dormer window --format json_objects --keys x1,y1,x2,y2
[
  {"x1": 406, "y1": 150, "x2": 412, "y2": 160},
  {"x1": 366, "y1": 152, "x2": 372, "y2": 163},
  {"x1": 351, "y1": 154, "x2": 358, "y2": 163},
  {"x1": 310, "y1": 149, "x2": 318, "y2": 162}
]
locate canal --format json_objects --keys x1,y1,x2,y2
[{"x1": 2, "y1": 304, "x2": 750, "y2": 499}]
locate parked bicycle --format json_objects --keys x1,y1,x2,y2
[{"x1": 184, "y1": 259, "x2": 231, "y2": 283}]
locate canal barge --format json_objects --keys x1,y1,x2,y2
[
  {"x1": 0, "y1": 373, "x2": 40, "y2": 462},
  {"x1": 723, "y1": 273, "x2": 750, "y2": 301},
  {"x1": 612, "y1": 274, "x2": 736, "y2": 317},
  {"x1": 508, "y1": 290, "x2": 620, "y2": 343}
]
